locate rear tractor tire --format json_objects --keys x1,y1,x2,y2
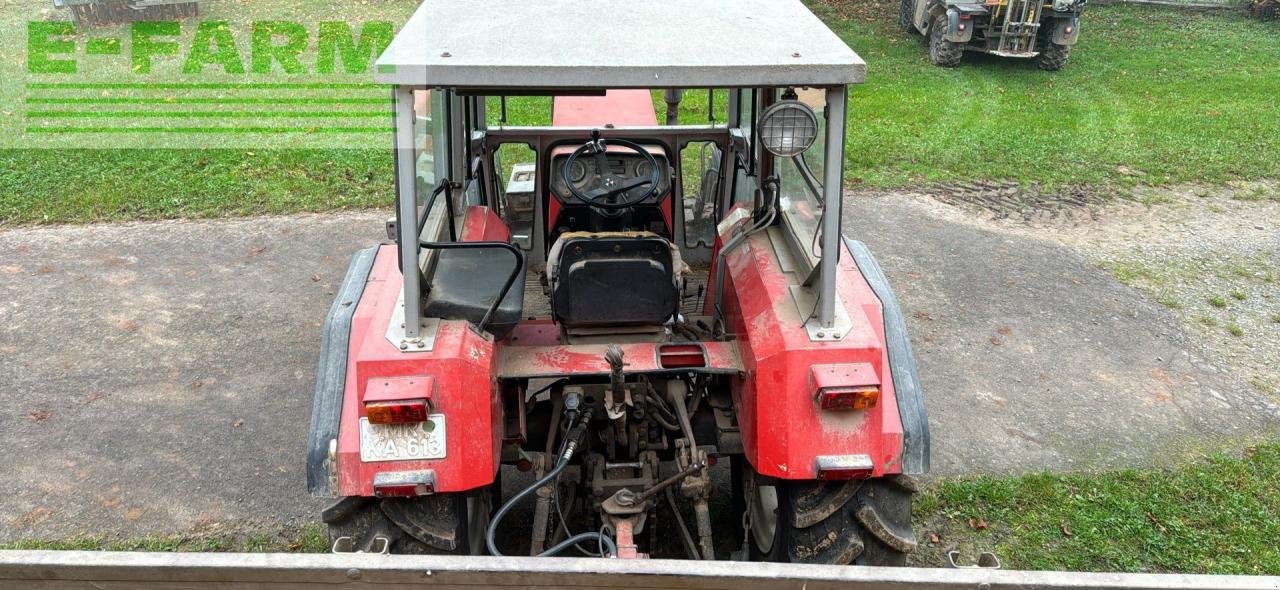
[
  {"x1": 323, "y1": 491, "x2": 491, "y2": 555},
  {"x1": 927, "y1": 15, "x2": 964, "y2": 68},
  {"x1": 1034, "y1": 42, "x2": 1072, "y2": 71},
  {"x1": 744, "y1": 466, "x2": 918, "y2": 566}
]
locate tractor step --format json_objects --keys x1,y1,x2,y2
[{"x1": 990, "y1": 50, "x2": 1040, "y2": 58}]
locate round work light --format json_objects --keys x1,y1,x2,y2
[{"x1": 758, "y1": 100, "x2": 819, "y2": 158}]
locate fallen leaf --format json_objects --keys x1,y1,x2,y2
[
  {"x1": 28, "y1": 410, "x2": 51, "y2": 422},
  {"x1": 232, "y1": 419, "x2": 245, "y2": 428},
  {"x1": 1145, "y1": 512, "x2": 1167, "y2": 533},
  {"x1": 311, "y1": 274, "x2": 322, "y2": 282},
  {"x1": 976, "y1": 518, "x2": 988, "y2": 531},
  {"x1": 929, "y1": 533, "x2": 940, "y2": 544},
  {"x1": 1061, "y1": 523, "x2": 1073, "y2": 538}
]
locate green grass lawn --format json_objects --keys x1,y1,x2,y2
[
  {"x1": 1, "y1": 3, "x2": 1278, "y2": 225},
  {"x1": 917, "y1": 443, "x2": 1280, "y2": 574},
  {"x1": 824, "y1": 1, "x2": 1280, "y2": 188},
  {"x1": 6, "y1": 443, "x2": 1278, "y2": 574},
  {"x1": 0, "y1": 149, "x2": 391, "y2": 223}
]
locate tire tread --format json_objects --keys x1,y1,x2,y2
[
  {"x1": 324, "y1": 494, "x2": 479, "y2": 555},
  {"x1": 1035, "y1": 42, "x2": 1072, "y2": 71},
  {"x1": 749, "y1": 472, "x2": 917, "y2": 567}
]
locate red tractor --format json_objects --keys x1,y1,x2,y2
[{"x1": 307, "y1": 0, "x2": 929, "y2": 565}]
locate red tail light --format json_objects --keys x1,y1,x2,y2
[
  {"x1": 364, "y1": 376, "x2": 435, "y2": 424},
  {"x1": 365, "y1": 399, "x2": 429, "y2": 424},
  {"x1": 811, "y1": 363, "x2": 880, "y2": 412},
  {"x1": 816, "y1": 386, "x2": 880, "y2": 411},
  {"x1": 658, "y1": 344, "x2": 707, "y2": 369},
  {"x1": 373, "y1": 470, "x2": 435, "y2": 498}
]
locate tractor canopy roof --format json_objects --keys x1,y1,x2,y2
[{"x1": 375, "y1": 0, "x2": 865, "y2": 90}]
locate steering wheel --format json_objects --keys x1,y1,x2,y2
[{"x1": 561, "y1": 130, "x2": 661, "y2": 214}]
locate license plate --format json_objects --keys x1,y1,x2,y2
[{"x1": 359, "y1": 415, "x2": 446, "y2": 462}]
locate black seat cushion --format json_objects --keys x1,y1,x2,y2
[
  {"x1": 424, "y1": 248, "x2": 525, "y2": 339},
  {"x1": 552, "y1": 235, "x2": 677, "y2": 328}
]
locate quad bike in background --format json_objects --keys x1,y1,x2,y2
[
  {"x1": 53, "y1": 0, "x2": 200, "y2": 26},
  {"x1": 1253, "y1": 0, "x2": 1278, "y2": 20},
  {"x1": 902, "y1": 0, "x2": 1084, "y2": 69},
  {"x1": 307, "y1": 0, "x2": 930, "y2": 566}
]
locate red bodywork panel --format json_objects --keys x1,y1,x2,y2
[
  {"x1": 553, "y1": 90, "x2": 658, "y2": 127},
  {"x1": 460, "y1": 205, "x2": 510, "y2": 242},
  {"x1": 719, "y1": 230, "x2": 905, "y2": 480},
  {"x1": 337, "y1": 207, "x2": 511, "y2": 495},
  {"x1": 500, "y1": 338, "x2": 743, "y2": 379},
  {"x1": 335, "y1": 245, "x2": 502, "y2": 496}
]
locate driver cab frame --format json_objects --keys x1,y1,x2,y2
[{"x1": 388, "y1": 84, "x2": 849, "y2": 349}]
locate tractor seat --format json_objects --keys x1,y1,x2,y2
[
  {"x1": 424, "y1": 247, "x2": 525, "y2": 339},
  {"x1": 549, "y1": 232, "x2": 679, "y2": 329}
]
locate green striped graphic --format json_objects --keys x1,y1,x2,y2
[
  {"x1": 26, "y1": 110, "x2": 390, "y2": 118},
  {"x1": 26, "y1": 126, "x2": 394, "y2": 134}
]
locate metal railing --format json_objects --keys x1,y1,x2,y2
[{"x1": 2, "y1": 550, "x2": 1277, "y2": 590}]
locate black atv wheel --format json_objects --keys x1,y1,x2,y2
[
  {"x1": 72, "y1": 1, "x2": 200, "y2": 26},
  {"x1": 1035, "y1": 42, "x2": 1072, "y2": 71},
  {"x1": 899, "y1": 0, "x2": 917, "y2": 33},
  {"x1": 1252, "y1": 0, "x2": 1277, "y2": 20},
  {"x1": 927, "y1": 15, "x2": 964, "y2": 68},
  {"x1": 744, "y1": 466, "x2": 918, "y2": 566},
  {"x1": 323, "y1": 491, "x2": 492, "y2": 555}
]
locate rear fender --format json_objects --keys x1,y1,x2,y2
[
  {"x1": 317, "y1": 245, "x2": 502, "y2": 498},
  {"x1": 724, "y1": 233, "x2": 920, "y2": 480},
  {"x1": 945, "y1": 4, "x2": 988, "y2": 42},
  {"x1": 844, "y1": 238, "x2": 930, "y2": 475},
  {"x1": 1050, "y1": 17, "x2": 1081, "y2": 45},
  {"x1": 307, "y1": 247, "x2": 379, "y2": 496},
  {"x1": 943, "y1": 9, "x2": 968, "y2": 43}
]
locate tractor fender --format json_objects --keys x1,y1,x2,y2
[
  {"x1": 306, "y1": 246, "x2": 378, "y2": 496},
  {"x1": 844, "y1": 237, "x2": 931, "y2": 475},
  {"x1": 1051, "y1": 17, "x2": 1081, "y2": 45}
]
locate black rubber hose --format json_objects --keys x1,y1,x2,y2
[
  {"x1": 540, "y1": 532, "x2": 616, "y2": 557},
  {"x1": 485, "y1": 411, "x2": 617, "y2": 558}
]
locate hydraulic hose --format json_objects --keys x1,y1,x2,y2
[{"x1": 485, "y1": 409, "x2": 617, "y2": 558}]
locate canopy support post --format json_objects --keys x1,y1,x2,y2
[
  {"x1": 818, "y1": 85, "x2": 848, "y2": 330},
  {"x1": 394, "y1": 85, "x2": 422, "y2": 341}
]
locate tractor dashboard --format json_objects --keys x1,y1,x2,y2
[{"x1": 550, "y1": 149, "x2": 671, "y2": 207}]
